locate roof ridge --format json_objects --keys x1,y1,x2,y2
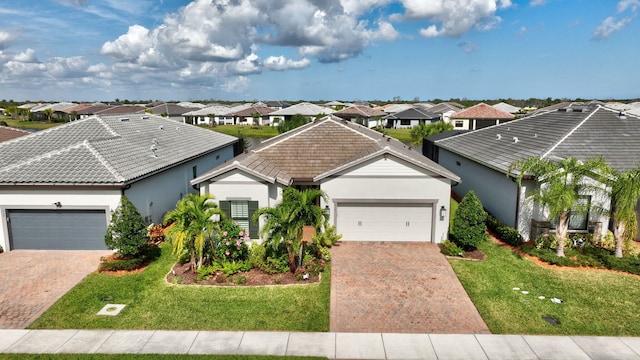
[
  {"x1": 83, "y1": 140, "x2": 126, "y2": 182},
  {"x1": 541, "y1": 105, "x2": 600, "y2": 159},
  {"x1": 94, "y1": 116, "x2": 121, "y2": 138}
]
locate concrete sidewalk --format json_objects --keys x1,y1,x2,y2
[{"x1": 2, "y1": 330, "x2": 640, "y2": 359}]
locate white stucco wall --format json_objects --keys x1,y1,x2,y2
[
  {"x1": 0, "y1": 188, "x2": 121, "y2": 251},
  {"x1": 320, "y1": 155, "x2": 453, "y2": 243},
  {"x1": 125, "y1": 145, "x2": 234, "y2": 224}
]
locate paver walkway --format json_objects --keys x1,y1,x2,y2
[
  {"x1": 330, "y1": 242, "x2": 490, "y2": 334},
  {"x1": 0, "y1": 250, "x2": 110, "y2": 328}
]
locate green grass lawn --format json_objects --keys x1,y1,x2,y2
[
  {"x1": 376, "y1": 128, "x2": 412, "y2": 142},
  {"x1": 1, "y1": 117, "x2": 61, "y2": 130},
  {"x1": 29, "y1": 245, "x2": 330, "y2": 331},
  {"x1": 202, "y1": 124, "x2": 280, "y2": 138},
  {"x1": 450, "y1": 240, "x2": 640, "y2": 336}
]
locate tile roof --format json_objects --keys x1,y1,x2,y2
[
  {"x1": 0, "y1": 114, "x2": 238, "y2": 185},
  {"x1": 193, "y1": 115, "x2": 460, "y2": 186},
  {"x1": 436, "y1": 105, "x2": 640, "y2": 173},
  {"x1": 428, "y1": 102, "x2": 464, "y2": 114},
  {"x1": 492, "y1": 102, "x2": 521, "y2": 114},
  {"x1": 384, "y1": 106, "x2": 439, "y2": 120},
  {"x1": 95, "y1": 105, "x2": 147, "y2": 115},
  {"x1": 269, "y1": 102, "x2": 335, "y2": 116},
  {"x1": 229, "y1": 106, "x2": 275, "y2": 117},
  {"x1": 451, "y1": 103, "x2": 515, "y2": 120},
  {"x1": 333, "y1": 105, "x2": 386, "y2": 118},
  {"x1": 0, "y1": 127, "x2": 30, "y2": 143}
]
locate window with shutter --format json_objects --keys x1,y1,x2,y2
[{"x1": 219, "y1": 200, "x2": 259, "y2": 238}]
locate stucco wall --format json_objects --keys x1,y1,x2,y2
[
  {"x1": 0, "y1": 188, "x2": 121, "y2": 251},
  {"x1": 320, "y1": 155, "x2": 453, "y2": 243},
  {"x1": 126, "y1": 146, "x2": 234, "y2": 224}
]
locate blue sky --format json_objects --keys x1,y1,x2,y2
[{"x1": 0, "y1": 0, "x2": 638, "y2": 102}]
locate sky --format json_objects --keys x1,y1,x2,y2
[{"x1": 0, "y1": 0, "x2": 638, "y2": 102}]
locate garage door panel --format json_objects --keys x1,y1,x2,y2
[
  {"x1": 8, "y1": 210, "x2": 108, "y2": 250},
  {"x1": 337, "y1": 203, "x2": 432, "y2": 242}
]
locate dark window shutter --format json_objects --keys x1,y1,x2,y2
[
  {"x1": 219, "y1": 201, "x2": 231, "y2": 221},
  {"x1": 248, "y1": 201, "x2": 259, "y2": 238}
]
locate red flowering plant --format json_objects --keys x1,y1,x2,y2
[{"x1": 214, "y1": 220, "x2": 250, "y2": 262}]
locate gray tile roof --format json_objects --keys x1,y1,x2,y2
[
  {"x1": 193, "y1": 115, "x2": 460, "y2": 186},
  {"x1": 436, "y1": 105, "x2": 640, "y2": 174},
  {"x1": 269, "y1": 102, "x2": 335, "y2": 116},
  {"x1": 384, "y1": 106, "x2": 439, "y2": 120},
  {"x1": 0, "y1": 114, "x2": 238, "y2": 185}
]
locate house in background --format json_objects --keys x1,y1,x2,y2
[
  {"x1": 333, "y1": 105, "x2": 386, "y2": 128},
  {"x1": 434, "y1": 104, "x2": 640, "y2": 240},
  {"x1": 449, "y1": 103, "x2": 515, "y2": 130},
  {"x1": 227, "y1": 105, "x2": 275, "y2": 126},
  {"x1": 268, "y1": 102, "x2": 334, "y2": 124},
  {"x1": 0, "y1": 114, "x2": 238, "y2": 251},
  {"x1": 492, "y1": 102, "x2": 521, "y2": 114},
  {"x1": 0, "y1": 127, "x2": 30, "y2": 143},
  {"x1": 428, "y1": 102, "x2": 465, "y2": 123},
  {"x1": 383, "y1": 106, "x2": 440, "y2": 128},
  {"x1": 192, "y1": 115, "x2": 460, "y2": 243}
]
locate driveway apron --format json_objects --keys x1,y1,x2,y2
[
  {"x1": 330, "y1": 242, "x2": 490, "y2": 334},
  {"x1": 0, "y1": 250, "x2": 110, "y2": 329}
]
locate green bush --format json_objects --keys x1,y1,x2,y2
[
  {"x1": 302, "y1": 256, "x2": 326, "y2": 276},
  {"x1": 104, "y1": 195, "x2": 149, "y2": 259},
  {"x1": 451, "y1": 190, "x2": 487, "y2": 250},
  {"x1": 317, "y1": 246, "x2": 331, "y2": 261},
  {"x1": 215, "y1": 220, "x2": 250, "y2": 262},
  {"x1": 0, "y1": 120, "x2": 7, "y2": 126},
  {"x1": 98, "y1": 257, "x2": 144, "y2": 272},
  {"x1": 485, "y1": 214, "x2": 523, "y2": 246},
  {"x1": 249, "y1": 242, "x2": 290, "y2": 274},
  {"x1": 440, "y1": 239, "x2": 464, "y2": 257}
]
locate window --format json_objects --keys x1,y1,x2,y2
[
  {"x1": 400, "y1": 119, "x2": 411, "y2": 126},
  {"x1": 192, "y1": 166, "x2": 197, "y2": 179},
  {"x1": 550, "y1": 196, "x2": 590, "y2": 231},
  {"x1": 454, "y1": 120, "x2": 464, "y2": 128},
  {"x1": 219, "y1": 200, "x2": 258, "y2": 236}
]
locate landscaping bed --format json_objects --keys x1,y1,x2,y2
[{"x1": 168, "y1": 262, "x2": 321, "y2": 286}]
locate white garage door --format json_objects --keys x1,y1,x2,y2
[{"x1": 336, "y1": 203, "x2": 432, "y2": 242}]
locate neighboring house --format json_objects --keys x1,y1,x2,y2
[
  {"x1": 192, "y1": 115, "x2": 460, "y2": 243},
  {"x1": 0, "y1": 127, "x2": 30, "y2": 143},
  {"x1": 434, "y1": 104, "x2": 640, "y2": 240},
  {"x1": 428, "y1": 102, "x2": 465, "y2": 123},
  {"x1": 332, "y1": 105, "x2": 386, "y2": 128},
  {"x1": 383, "y1": 106, "x2": 440, "y2": 129},
  {"x1": 0, "y1": 114, "x2": 238, "y2": 251},
  {"x1": 228, "y1": 106, "x2": 275, "y2": 126},
  {"x1": 31, "y1": 102, "x2": 77, "y2": 121},
  {"x1": 449, "y1": 103, "x2": 515, "y2": 130},
  {"x1": 138, "y1": 103, "x2": 200, "y2": 122},
  {"x1": 492, "y1": 102, "x2": 521, "y2": 114},
  {"x1": 268, "y1": 102, "x2": 334, "y2": 124},
  {"x1": 182, "y1": 104, "x2": 232, "y2": 125},
  {"x1": 263, "y1": 100, "x2": 291, "y2": 111}
]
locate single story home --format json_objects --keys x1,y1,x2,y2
[
  {"x1": 0, "y1": 114, "x2": 238, "y2": 251},
  {"x1": 449, "y1": 103, "x2": 515, "y2": 130},
  {"x1": 268, "y1": 102, "x2": 334, "y2": 124},
  {"x1": 332, "y1": 105, "x2": 386, "y2": 128},
  {"x1": 383, "y1": 106, "x2": 440, "y2": 129},
  {"x1": 192, "y1": 115, "x2": 460, "y2": 243},
  {"x1": 434, "y1": 104, "x2": 640, "y2": 240}
]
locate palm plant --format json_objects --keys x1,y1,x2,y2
[
  {"x1": 509, "y1": 156, "x2": 608, "y2": 257},
  {"x1": 164, "y1": 193, "x2": 224, "y2": 270},
  {"x1": 410, "y1": 121, "x2": 453, "y2": 147},
  {"x1": 606, "y1": 167, "x2": 640, "y2": 257},
  {"x1": 253, "y1": 188, "x2": 327, "y2": 271}
]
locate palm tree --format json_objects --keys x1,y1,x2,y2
[
  {"x1": 253, "y1": 188, "x2": 327, "y2": 271},
  {"x1": 164, "y1": 193, "x2": 224, "y2": 270},
  {"x1": 410, "y1": 121, "x2": 453, "y2": 147},
  {"x1": 509, "y1": 156, "x2": 609, "y2": 257},
  {"x1": 607, "y1": 167, "x2": 640, "y2": 257}
]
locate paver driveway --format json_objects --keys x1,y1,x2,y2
[
  {"x1": 0, "y1": 250, "x2": 110, "y2": 329},
  {"x1": 330, "y1": 242, "x2": 490, "y2": 334}
]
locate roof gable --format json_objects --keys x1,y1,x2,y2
[
  {"x1": 194, "y1": 115, "x2": 460, "y2": 185},
  {"x1": 451, "y1": 103, "x2": 515, "y2": 120}
]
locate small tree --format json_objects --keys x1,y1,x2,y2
[
  {"x1": 451, "y1": 191, "x2": 487, "y2": 250},
  {"x1": 104, "y1": 195, "x2": 149, "y2": 258}
]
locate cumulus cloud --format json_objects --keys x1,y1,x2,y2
[
  {"x1": 401, "y1": 0, "x2": 511, "y2": 38},
  {"x1": 221, "y1": 76, "x2": 250, "y2": 93},
  {"x1": 0, "y1": 30, "x2": 21, "y2": 50},
  {"x1": 592, "y1": 0, "x2": 638, "y2": 40},
  {"x1": 263, "y1": 56, "x2": 310, "y2": 71}
]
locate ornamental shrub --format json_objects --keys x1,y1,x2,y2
[
  {"x1": 485, "y1": 214, "x2": 523, "y2": 246},
  {"x1": 104, "y1": 195, "x2": 149, "y2": 258},
  {"x1": 215, "y1": 220, "x2": 250, "y2": 262},
  {"x1": 451, "y1": 190, "x2": 487, "y2": 250}
]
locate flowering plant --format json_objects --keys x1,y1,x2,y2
[{"x1": 215, "y1": 220, "x2": 250, "y2": 261}]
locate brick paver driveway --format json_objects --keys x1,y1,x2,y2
[
  {"x1": 330, "y1": 242, "x2": 490, "y2": 334},
  {"x1": 0, "y1": 250, "x2": 110, "y2": 328}
]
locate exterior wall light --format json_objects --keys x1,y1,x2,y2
[{"x1": 440, "y1": 205, "x2": 446, "y2": 220}]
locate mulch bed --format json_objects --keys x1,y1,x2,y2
[{"x1": 166, "y1": 262, "x2": 321, "y2": 286}]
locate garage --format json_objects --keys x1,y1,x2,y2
[
  {"x1": 7, "y1": 209, "x2": 108, "y2": 250},
  {"x1": 336, "y1": 203, "x2": 433, "y2": 242}
]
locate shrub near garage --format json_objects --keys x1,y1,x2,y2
[{"x1": 451, "y1": 190, "x2": 487, "y2": 250}]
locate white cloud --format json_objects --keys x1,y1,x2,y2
[
  {"x1": 401, "y1": 0, "x2": 510, "y2": 38},
  {"x1": 0, "y1": 30, "x2": 21, "y2": 51},
  {"x1": 221, "y1": 76, "x2": 250, "y2": 94},
  {"x1": 530, "y1": 0, "x2": 545, "y2": 7},
  {"x1": 617, "y1": 0, "x2": 640, "y2": 13},
  {"x1": 518, "y1": 26, "x2": 528, "y2": 36},
  {"x1": 263, "y1": 56, "x2": 310, "y2": 71},
  {"x1": 592, "y1": 16, "x2": 633, "y2": 40}
]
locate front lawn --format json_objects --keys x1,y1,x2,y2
[
  {"x1": 1, "y1": 117, "x2": 61, "y2": 130},
  {"x1": 201, "y1": 124, "x2": 280, "y2": 138},
  {"x1": 450, "y1": 240, "x2": 640, "y2": 335},
  {"x1": 29, "y1": 244, "x2": 330, "y2": 331}
]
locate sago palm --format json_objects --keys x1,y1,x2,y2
[{"x1": 607, "y1": 167, "x2": 640, "y2": 257}]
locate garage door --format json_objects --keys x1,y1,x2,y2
[
  {"x1": 336, "y1": 203, "x2": 432, "y2": 242},
  {"x1": 7, "y1": 210, "x2": 108, "y2": 250}
]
